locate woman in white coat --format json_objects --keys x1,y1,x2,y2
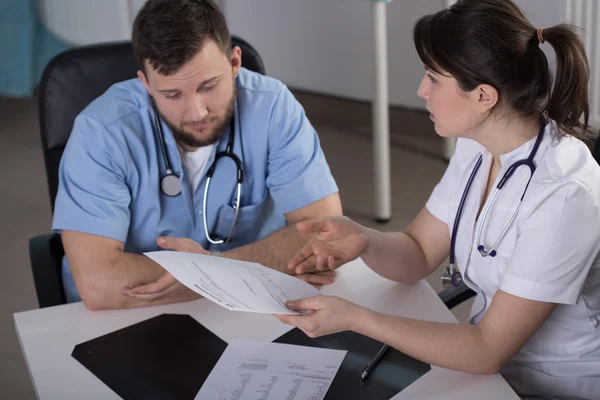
[{"x1": 276, "y1": 0, "x2": 600, "y2": 398}]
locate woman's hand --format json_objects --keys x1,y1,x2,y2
[
  {"x1": 288, "y1": 216, "x2": 370, "y2": 274},
  {"x1": 274, "y1": 295, "x2": 364, "y2": 338}
]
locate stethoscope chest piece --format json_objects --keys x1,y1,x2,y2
[
  {"x1": 153, "y1": 105, "x2": 182, "y2": 198},
  {"x1": 441, "y1": 264, "x2": 463, "y2": 290},
  {"x1": 161, "y1": 172, "x2": 181, "y2": 197}
]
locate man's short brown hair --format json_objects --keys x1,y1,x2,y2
[{"x1": 132, "y1": 0, "x2": 231, "y2": 76}]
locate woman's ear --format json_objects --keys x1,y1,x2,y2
[{"x1": 475, "y1": 84, "x2": 499, "y2": 113}]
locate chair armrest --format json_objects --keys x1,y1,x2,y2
[
  {"x1": 29, "y1": 233, "x2": 66, "y2": 308},
  {"x1": 438, "y1": 282, "x2": 476, "y2": 310}
]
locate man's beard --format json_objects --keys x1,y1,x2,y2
[{"x1": 156, "y1": 88, "x2": 236, "y2": 149}]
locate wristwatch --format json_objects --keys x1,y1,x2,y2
[{"x1": 209, "y1": 250, "x2": 222, "y2": 258}]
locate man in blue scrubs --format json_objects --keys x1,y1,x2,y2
[{"x1": 52, "y1": 0, "x2": 342, "y2": 310}]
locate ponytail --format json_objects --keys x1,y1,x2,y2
[
  {"x1": 542, "y1": 25, "x2": 592, "y2": 139},
  {"x1": 413, "y1": 0, "x2": 594, "y2": 140}
]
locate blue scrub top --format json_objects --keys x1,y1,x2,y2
[{"x1": 52, "y1": 68, "x2": 338, "y2": 302}]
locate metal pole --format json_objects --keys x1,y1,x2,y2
[{"x1": 372, "y1": 0, "x2": 391, "y2": 222}]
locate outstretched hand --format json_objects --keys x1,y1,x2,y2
[{"x1": 288, "y1": 217, "x2": 370, "y2": 274}]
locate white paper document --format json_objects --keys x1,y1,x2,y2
[
  {"x1": 144, "y1": 251, "x2": 320, "y2": 314},
  {"x1": 195, "y1": 339, "x2": 347, "y2": 400}
]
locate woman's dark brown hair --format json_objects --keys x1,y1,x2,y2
[
  {"x1": 132, "y1": 0, "x2": 231, "y2": 76},
  {"x1": 414, "y1": 0, "x2": 591, "y2": 139}
]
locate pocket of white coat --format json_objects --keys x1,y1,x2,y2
[{"x1": 212, "y1": 194, "x2": 270, "y2": 248}]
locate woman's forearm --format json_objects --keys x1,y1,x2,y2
[
  {"x1": 361, "y1": 229, "x2": 431, "y2": 283},
  {"x1": 352, "y1": 307, "x2": 501, "y2": 374}
]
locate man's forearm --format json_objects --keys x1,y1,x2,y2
[
  {"x1": 78, "y1": 251, "x2": 196, "y2": 310},
  {"x1": 120, "y1": 287, "x2": 200, "y2": 309},
  {"x1": 223, "y1": 224, "x2": 313, "y2": 274},
  {"x1": 83, "y1": 223, "x2": 313, "y2": 309}
]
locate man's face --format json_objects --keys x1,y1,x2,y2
[{"x1": 139, "y1": 40, "x2": 241, "y2": 149}]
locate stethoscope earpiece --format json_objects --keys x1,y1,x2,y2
[
  {"x1": 203, "y1": 116, "x2": 244, "y2": 245},
  {"x1": 477, "y1": 245, "x2": 496, "y2": 258}
]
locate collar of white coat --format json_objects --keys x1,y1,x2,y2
[{"x1": 476, "y1": 118, "x2": 558, "y2": 168}]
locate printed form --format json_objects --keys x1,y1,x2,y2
[
  {"x1": 195, "y1": 339, "x2": 346, "y2": 400},
  {"x1": 144, "y1": 251, "x2": 320, "y2": 314}
]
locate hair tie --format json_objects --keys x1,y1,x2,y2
[{"x1": 537, "y1": 28, "x2": 545, "y2": 44}]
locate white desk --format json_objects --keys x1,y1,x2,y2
[{"x1": 14, "y1": 260, "x2": 518, "y2": 400}]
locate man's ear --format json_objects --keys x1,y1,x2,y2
[
  {"x1": 230, "y1": 46, "x2": 242, "y2": 78},
  {"x1": 137, "y1": 70, "x2": 151, "y2": 93},
  {"x1": 475, "y1": 84, "x2": 498, "y2": 113}
]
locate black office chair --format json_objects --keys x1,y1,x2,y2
[
  {"x1": 592, "y1": 132, "x2": 600, "y2": 165},
  {"x1": 438, "y1": 282, "x2": 475, "y2": 309},
  {"x1": 29, "y1": 37, "x2": 266, "y2": 308}
]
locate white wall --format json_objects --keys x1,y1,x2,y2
[
  {"x1": 225, "y1": 0, "x2": 445, "y2": 109},
  {"x1": 37, "y1": 0, "x2": 233, "y2": 46},
  {"x1": 38, "y1": 0, "x2": 135, "y2": 46},
  {"x1": 38, "y1": 0, "x2": 564, "y2": 111},
  {"x1": 518, "y1": 0, "x2": 562, "y2": 70},
  {"x1": 225, "y1": 0, "x2": 563, "y2": 109}
]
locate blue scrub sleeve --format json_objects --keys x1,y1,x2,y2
[
  {"x1": 265, "y1": 85, "x2": 338, "y2": 214},
  {"x1": 51, "y1": 114, "x2": 131, "y2": 243}
]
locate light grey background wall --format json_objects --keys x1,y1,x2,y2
[
  {"x1": 37, "y1": 0, "x2": 565, "y2": 111},
  {"x1": 224, "y1": 0, "x2": 445, "y2": 109},
  {"x1": 224, "y1": 0, "x2": 562, "y2": 109}
]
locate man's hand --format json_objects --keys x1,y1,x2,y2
[
  {"x1": 121, "y1": 272, "x2": 188, "y2": 301},
  {"x1": 122, "y1": 236, "x2": 208, "y2": 301},
  {"x1": 295, "y1": 270, "x2": 336, "y2": 289},
  {"x1": 156, "y1": 236, "x2": 209, "y2": 253},
  {"x1": 122, "y1": 235, "x2": 337, "y2": 300}
]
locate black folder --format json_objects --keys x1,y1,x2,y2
[
  {"x1": 274, "y1": 328, "x2": 431, "y2": 399},
  {"x1": 72, "y1": 314, "x2": 430, "y2": 400},
  {"x1": 71, "y1": 314, "x2": 227, "y2": 400}
]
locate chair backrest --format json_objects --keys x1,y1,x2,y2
[
  {"x1": 39, "y1": 37, "x2": 265, "y2": 211},
  {"x1": 592, "y1": 131, "x2": 600, "y2": 165}
]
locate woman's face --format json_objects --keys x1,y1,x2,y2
[{"x1": 417, "y1": 70, "x2": 490, "y2": 139}]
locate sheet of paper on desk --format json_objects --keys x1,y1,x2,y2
[
  {"x1": 144, "y1": 251, "x2": 320, "y2": 314},
  {"x1": 195, "y1": 339, "x2": 347, "y2": 400}
]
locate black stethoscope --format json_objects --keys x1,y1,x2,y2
[
  {"x1": 441, "y1": 120, "x2": 546, "y2": 290},
  {"x1": 153, "y1": 103, "x2": 244, "y2": 245}
]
